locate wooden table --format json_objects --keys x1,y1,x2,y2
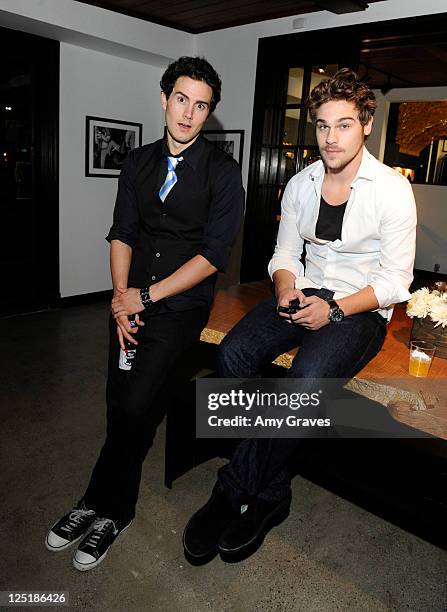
[{"x1": 200, "y1": 281, "x2": 447, "y2": 439}]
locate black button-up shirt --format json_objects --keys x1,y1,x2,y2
[{"x1": 106, "y1": 135, "x2": 245, "y2": 310}]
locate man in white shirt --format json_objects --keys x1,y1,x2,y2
[{"x1": 183, "y1": 68, "x2": 417, "y2": 563}]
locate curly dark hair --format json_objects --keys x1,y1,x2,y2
[
  {"x1": 307, "y1": 68, "x2": 377, "y2": 126},
  {"x1": 160, "y1": 56, "x2": 222, "y2": 113}
]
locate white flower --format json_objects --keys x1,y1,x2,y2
[
  {"x1": 406, "y1": 287, "x2": 436, "y2": 318},
  {"x1": 429, "y1": 296, "x2": 447, "y2": 328},
  {"x1": 407, "y1": 287, "x2": 447, "y2": 328}
]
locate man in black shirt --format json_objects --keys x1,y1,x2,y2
[{"x1": 45, "y1": 56, "x2": 244, "y2": 571}]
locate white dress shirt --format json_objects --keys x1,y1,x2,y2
[{"x1": 268, "y1": 147, "x2": 417, "y2": 321}]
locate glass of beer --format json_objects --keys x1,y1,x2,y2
[{"x1": 409, "y1": 340, "x2": 436, "y2": 377}]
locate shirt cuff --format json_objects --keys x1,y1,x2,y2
[
  {"x1": 105, "y1": 230, "x2": 136, "y2": 249},
  {"x1": 199, "y1": 238, "x2": 231, "y2": 272},
  {"x1": 268, "y1": 257, "x2": 303, "y2": 281},
  {"x1": 369, "y1": 281, "x2": 412, "y2": 307}
]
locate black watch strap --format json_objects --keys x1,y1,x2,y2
[
  {"x1": 327, "y1": 298, "x2": 345, "y2": 323},
  {"x1": 140, "y1": 286, "x2": 154, "y2": 310}
]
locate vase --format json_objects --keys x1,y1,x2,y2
[{"x1": 410, "y1": 316, "x2": 447, "y2": 359}]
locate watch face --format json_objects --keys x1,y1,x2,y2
[{"x1": 330, "y1": 307, "x2": 344, "y2": 323}]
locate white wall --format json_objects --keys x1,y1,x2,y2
[
  {"x1": 0, "y1": 0, "x2": 193, "y2": 65},
  {"x1": 59, "y1": 44, "x2": 165, "y2": 296},
  {"x1": 412, "y1": 185, "x2": 447, "y2": 273},
  {"x1": 369, "y1": 87, "x2": 447, "y2": 274}
]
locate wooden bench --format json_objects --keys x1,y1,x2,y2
[{"x1": 199, "y1": 281, "x2": 447, "y2": 440}]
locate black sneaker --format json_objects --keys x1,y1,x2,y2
[
  {"x1": 45, "y1": 502, "x2": 97, "y2": 552},
  {"x1": 73, "y1": 517, "x2": 131, "y2": 571}
]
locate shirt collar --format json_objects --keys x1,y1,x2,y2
[
  {"x1": 161, "y1": 134, "x2": 205, "y2": 171},
  {"x1": 353, "y1": 147, "x2": 376, "y2": 182},
  {"x1": 309, "y1": 146, "x2": 376, "y2": 184}
]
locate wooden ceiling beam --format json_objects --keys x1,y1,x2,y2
[
  {"x1": 423, "y1": 45, "x2": 447, "y2": 66},
  {"x1": 74, "y1": 0, "x2": 383, "y2": 33},
  {"x1": 361, "y1": 32, "x2": 447, "y2": 53},
  {"x1": 314, "y1": 0, "x2": 368, "y2": 14}
]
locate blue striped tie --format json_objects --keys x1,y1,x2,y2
[{"x1": 159, "y1": 155, "x2": 183, "y2": 202}]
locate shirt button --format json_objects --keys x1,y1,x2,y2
[
  {"x1": 155, "y1": 252, "x2": 160, "y2": 257},
  {"x1": 151, "y1": 275, "x2": 156, "y2": 281}
]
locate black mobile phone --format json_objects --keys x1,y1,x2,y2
[{"x1": 277, "y1": 298, "x2": 301, "y2": 315}]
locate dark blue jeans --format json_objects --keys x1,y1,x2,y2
[{"x1": 216, "y1": 288, "x2": 387, "y2": 507}]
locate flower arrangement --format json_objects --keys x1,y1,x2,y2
[
  {"x1": 407, "y1": 282, "x2": 447, "y2": 360},
  {"x1": 406, "y1": 283, "x2": 447, "y2": 328}
]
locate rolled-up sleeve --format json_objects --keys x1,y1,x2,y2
[
  {"x1": 368, "y1": 176, "x2": 417, "y2": 307},
  {"x1": 268, "y1": 178, "x2": 305, "y2": 280},
  {"x1": 105, "y1": 151, "x2": 139, "y2": 249},
  {"x1": 199, "y1": 160, "x2": 245, "y2": 272}
]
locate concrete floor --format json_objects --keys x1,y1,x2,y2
[{"x1": 1, "y1": 302, "x2": 446, "y2": 612}]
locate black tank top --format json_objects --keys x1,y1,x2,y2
[{"x1": 315, "y1": 195, "x2": 347, "y2": 241}]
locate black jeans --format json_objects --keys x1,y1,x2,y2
[
  {"x1": 82, "y1": 306, "x2": 209, "y2": 524},
  {"x1": 216, "y1": 289, "x2": 388, "y2": 508}
]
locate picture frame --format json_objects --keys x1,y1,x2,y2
[
  {"x1": 85, "y1": 116, "x2": 142, "y2": 177},
  {"x1": 202, "y1": 130, "x2": 244, "y2": 166}
]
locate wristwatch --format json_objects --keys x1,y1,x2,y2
[
  {"x1": 140, "y1": 286, "x2": 156, "y2": 312},
  {"x1": 327, "y1": 298, "x2": 345, "y2": 323}
]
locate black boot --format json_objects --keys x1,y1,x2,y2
[
  {"x1": 218, "y1": 495, "x2": 291, "y2": 562},
  {"x1": 183, "y1": 484, "x2": 239, "y2": 564}
]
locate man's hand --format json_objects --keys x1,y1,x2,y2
[
  {"x1": 289, "y1": 295, "x2": 330, "y2": 330},
  {"x1": 111, "y1": 288, "x2": 145, "y2": 350},
  {"x1": 115, "y1": 313, "x2": 145, "y2": 350},
  {"x1": 276, "y1": 288, "x2": 305, "y2": 316},
  {"x1": 111, "y1": 287, "x2": 144, "y2": 319}
]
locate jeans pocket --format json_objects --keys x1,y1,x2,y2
[{"x1": 316, "y1": 288, "x2": 334, "y2": 301}]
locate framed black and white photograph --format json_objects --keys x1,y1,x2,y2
[
  {"x1": 203, "y1": 129, "x2": 244, "y2": 166},
  {"x1": 85, "y1": 116, "x2": 142, "y2": 177}
]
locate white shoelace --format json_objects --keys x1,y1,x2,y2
[
  {"x1": 84, "y1": 518, "x2": 117, "y2": 549},
  {"x1": 60, "y1": 508, "x2": 95, "y2": 534}
]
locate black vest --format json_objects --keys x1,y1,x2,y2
[{"x1": 128, "y1": 138, "x2": 217, "y2": 309}]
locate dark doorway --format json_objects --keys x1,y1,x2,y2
[
  {"x1": 0, "y1": 27, "x2": 59, "y2": 316},
  {"x1": 241, "y1": 29, "x2": 361, "y2": 282}
]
